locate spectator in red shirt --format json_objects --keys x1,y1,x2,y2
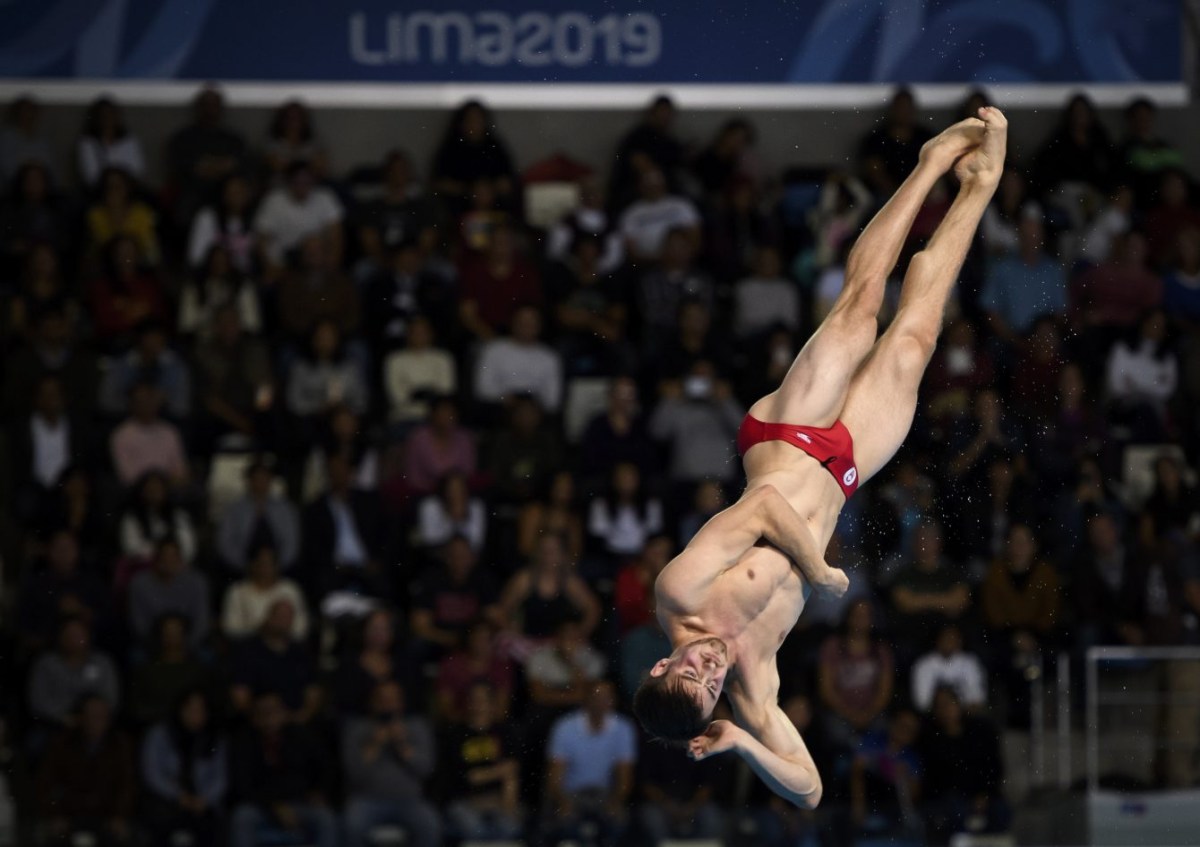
[
  {"x1": 1144, "y1": 169, "x2": 1200, "y2": 269},
  {"x1": 88, "y1": 234, "x2": 167, "y2": 350},
  {"x1": 1069, "y1": 231, "x2": 1163, "y2": 332},
  {"x1": 399, "y1": 395, "x2": 477, "y2": 497},
  {"x1": 457, "y1": 224, "x2": 542, "y2": 341},
  {"x1": 436, "y1": 621, "x2": 514, "y2": 723},
  {"x1": 613, "y1": 534, "x2": 672, "y2": 635}
]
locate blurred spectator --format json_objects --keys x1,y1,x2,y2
[
  {"x1": 167, "y1": 86, "x2": 247, "y2": 224},
  {"x1": 263, "y1": 99, "x2": 329, "y2": 183},
  {"x1": 980, "y1": 216, "x2": 1067, "y2": 341},
  {"x1": 486, "y1": 395, "x2": 565, "y2": 507},
  {"x1": 849, "y1": 709, "x2": 923, "y2": 839},
  {"x1": 1074, "y1": 510, "x2": 1146, "y2": 648},
  {"x1": 221, "y1": 544, "x2": 310, "y2": 641},
  {"x1": 0, "y1": 161, "x2": 74, "y2": 271},
  {"x1": 99, "y1": 321, "x2": 191, "y2": 419},
  {"x1": 277, "y1": 233, "x2": 360, "y2": 341},
  {"x1": 4, "y1": 243, "x2": 80, "y2": 343},
  {"x1": 229, "y1": 692, "x2": 336, "y2": 847},
  {"x1": 254, "y1": 159, "x2": 343, "y2": 269},
  {"x1": 178, "y1": 243, "x2": 262, "y2": 340},
  {"x1": 28, "y1": 617, "x2": 120, "y2": 728},
  {"x1": 619, "y1": 168, "x2": 701, "y2": 263},
  {"x1": 1077, "y1": 184, "x2": 1135, "y2": 265},
  {"x1": 911, "y1": 624, "x2": 986, "y2": 712},
  {"x1": 635, "y1": 227, "x2": 714, "y2": 346},
  {"x1": 7, "y1": 374, "x2": 84, "y2": 518},
  {"x1": 819, "y1": 600, "x2": 895, "y2": 745},
  {"x1": 981, "y1": 169, "x2": 1043, "y2": 255},
  {"x1": 1144, "y1": 169, "x2": 1200, "y2": 268},
  {"x1": 1011, "y1": 316, "x2": 1067, "y2": 424},
  {"x1": 474, "y1": 304, "x2": 563, "y2": 412},
  {"x1": 546, "y1": 177, "x2": 625, "y2": 274},
  {"x1": 30, "y1": 466, "x2": 107, "y2": 565},
  {"x1": 191, "y1": 303, "x2": 275, "y2": 448},
  {"x1": 400, "y1": 395, "x2": 477, "y2": 496},
  {"x1": 578, "y1": 376, "x2": 657, "y2": 484},
  {"x1": 410, "y1": 535, "x2": 500, "y2": 657},
  {"x1": 129, "y1": 615, "x2": 215, "y2": 727},
  {"x1": 301, "y1": 406, "x2": 379, "y2": 501},
  {"x1": 301, "y1": 452, "x2": 389, "y2": 594},
  {"x1": 458, "y1": 223, "x2": 542, "y2": 341},
  {"x1": 1071, "y1": 232, "x2": 1162, "y2": 334},
  {"x1": 924, "y1": 319, "x2": 994, "y2": 424},
  {"x1": 458, "y1": 175, "x2": 511, "y2": 253},
  {"x1": 140, "y1": 689, "x2": 226, "y2": 847},
  {"x1": 496, "y1": 533, "x2": 601, "y2": 641},
  {"x1": 229, "y1": 600, "x2": 321, "y2": 723},
  {"x1": 678, "y1": 479, "x2": 729, "y2": 546},
  {"x1": 354, "y1": 150, "x2": 436, "y2": 275},
  {"x1": 342, "y1": 681, "x2": 440, "y2": 847},
  {"x1": 0, "y1": 95, "x2": 54, "y2": 181},
  {"x1": 587, "y1": 461, "x2": 664, "y2": 559},
  {"x1": 1119, "y1": 97, "x2": 1185, "y2": 208},
  {"x1": 432, "y1": 100, "x2": 517, "y2": 215},
  {"x1": 128, "y1": 538, "x2": 211, "y2": 648},
  {"x1": 608, "y1": 94, "x2": 685, "y2": 212},
  {"x1": 858, "y1": 88, "x2": 932, "y2": 197},
  {"x1": 366, "y1": 237, "x2": 452, "y2": 356},
  {"x1": 36, "y1": 694, "x2": 136, "y2": 847},
  {"x1": 441, "y1": 682, "x2": 523, "y2": 841},
  {"x1": 86, "y1": 166, "x2": 160, "y2": 265},
  {"x1": 650, "y1": 362, "x2": 744, "y2": 484},
  {"x1": 734, "y1": 244, "x2": 801, "y2": 339},
  {"x1": 1031, "y1": 93, "x2": 1115, "y2": 198},
  {"x1": 286, "y1": 320, "x2": 369, "y2": 420},
  {"x1": 336, "y1": 608, "x2": 411, "y2": 718},
  {"x1": 518, "y1": 470, "x2": 585, "y2": 561},
  {"x1": 109, "y1": 382, "x2": 190, "y2": 488},
  {"x1": 436, "y1": 621, "x2": 513, "y2": 724},
  {"x1": 186, "y1": 172, "x2": 258, "y2": 272},
  {"x1": 889, "y1": 521, "x2": 971, "y2": 650},
  {"x1": 810, "y1": 170, "x2": 873, "y2": 273},
  {"x1": 637, "y1": 729, "x2": 726, "y2": 845},
  {"x1": 547, "y1": 234, "x2": 631, "y2": 377},
  {"x1": 705, "y1": 174, "x2": 778, "y2": 281},
  {"x1": 1163, "y1": 227, "x2": 1200, "y2": 321},
  {"x1": 1142, "y1": 455, "x2": 1199, "y2": 537},
  {"x1": 77, "y1": 96, "x2": 145, "y2": 187},
  {"x1": 217, "y1": 460, "x2": 301, "y2": 573},
  {"x1": 417, "y1": 472, "x2": 486, "y2": 551},
  {"x1": 17, "y1": 530, "x2": 107, "y2": 653},
  {"x1": 527, "y1": 620, "x2": 607, "y2": 714},
  {"x1": 920, "y1": 687, "x2": 1009, "y2": 843},
  {"x1": 614, "y1": 534, "x2": 672, "y2": 634},
  {"x1": 383, "y1": 314, "x2": 456, "y2": 426},
  {"x1": 541, "y1": 679, "x2": 636, "y2": 847},
  {"x1": 653, "y1": 298, "x2": 733, "y2": 387},
  {"x1": 1105, "y1": 308, "x2": 1178, "y2": 437},
  {"x1": 691, "y1": 117, "x2": 757, "y2": 201},
  {"x1": 88, "y1": 235, "x2": 167, "y2": 348}
]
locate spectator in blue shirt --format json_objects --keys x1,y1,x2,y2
[{"x1": 980, "y1": 216, "x2": 1067, "y2": 342}]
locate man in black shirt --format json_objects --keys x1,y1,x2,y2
[
  {"x1": 442, "y1": 682, "x2": 524, "y2": 841},
  {"x1": 410, "y1": 535, "x2": 500, "y2": 660},
  {"x1": 229, "y1": 600, "x2": 321, "y2": 724}
]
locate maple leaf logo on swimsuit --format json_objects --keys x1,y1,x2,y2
[
  {"x1": 843, "y1": 467, "x2": 858, "y2": 487},
  {"x1": 795, "y1": 432, "x2": 813, "y2": 443}
]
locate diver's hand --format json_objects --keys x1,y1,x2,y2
[{"x1": 688, "y1": 720, "x2": 744, "y2": 761}]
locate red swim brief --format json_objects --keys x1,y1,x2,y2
[{"x1": 737, "y1": 413, "x2": 860, "y2": 499}]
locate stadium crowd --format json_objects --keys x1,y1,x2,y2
[{"x1": 0, "y1": 84, "x2": 1197, "y2": 847}]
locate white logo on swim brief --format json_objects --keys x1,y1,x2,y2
[
  {"x1": 795, "y1": 432, "x2": 812, "y2": 443},
  {"x1": 843, "y1": 466, "x2": 858, "y2": 486}
]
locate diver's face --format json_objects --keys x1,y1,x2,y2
[{"x1": 651, "y1": 636, "x2": 729, "y2": 716}]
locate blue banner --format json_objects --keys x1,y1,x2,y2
[{"x1": 0, "y1": 0, "x2": 1181, "y2": 84}]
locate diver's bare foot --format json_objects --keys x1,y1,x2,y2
[
  {"x1": 919, "y1": 117, "x2": 986, "y2": 172},
  {"x1": 954, "y1": 106, "x2": 1008, "y2": 188}
]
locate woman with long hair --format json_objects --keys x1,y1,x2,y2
[
  {"x1": 118, "y1": 470, "x2": 197, "y2": 565},
  {"x1": 417, "y1": 471, "x2": 486, "y2": 552},
  {"x1": 517, "y1": 470, "x2": 584, "y2": 560},
  {"x1": 85, "y1": 166, "x2": 160, "y2": 265},
  {"x1": 263, "y1": 99, "x2": 328, "y2": 183},
  {"x1": 77, "y1": 96, "x2": 145, "y2": 187},
  {"x1": 177, "y1": 243, "x2": 262, "y2": 341},
  {"x1": 186, "y1": 172, "x2": 258, "y2": 272},
  {"x1": 431, "y1": 99, "x2": 517, "y2": 214}
]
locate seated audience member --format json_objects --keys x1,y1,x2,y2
[
  {"x1": 185, "y1": 173, "x2": 258, "y2": 273},
  {"x1": 302, "y1": 452, "x2": 389, "y2": 596},
  {"x1": 527, "y1": 619, "x2": 608, "y2": 716},
  {"x1": 607, "y1": 94, "x2": 686, "y2": 211},
  {"x1": 229, "y1": 600, "x2": 321, "y2": 724},
  {"x1": 474, "y1": 304, "x2": 563, "y2": 412},
  {"x1": 637, "y1": 726, "x2": 726, "y2": 845},
  {"x1": 850, "y1": 709, "x2": 923, "y2": 838},
  {"x1": 128, "y1": 538, "x2": 211, "y2": 648},
  {"x1": 167, "y1": 86, "x2": 248, "y2": 225},
  {"x1": 734, "y1": 244, "x2": 800, "y2": 339},
  {"x1": 85, "y1": 166, "x2": 160, "y2": 264},
  {"x1": 541, "y1": 680, "x2": 636, "y2": 847},
  {"x1": 354, "y1": 149, "x2": 436, "y2": 276},
  {"x1": 6, "y1": 237, "x2": 78, "y2": 345},
  {"x1": 410, "y1": 535, "x2": 500, "y2": 658},
  {"x1": 221, "y1": 544, "x2": 309, "y2": 641},
  {"x1": 436, "y1": 621, "x2": 514, "y2": 724},
  {"x1": 1143, "y1": 455, "x2": 1200, "y2": 537},
  {"x1": 692, "y1": 117, "x2": 757, "y2": 200},
  {"x1": 979, "y1": 216, "x2": 1067, "y2": 342},
  {"x1": 442, "y1": 682, "x2": 523, "y2": 840},
  {"x1": 518, "y1": 470, "x2": 585, "y2": 561},
  {"x1": 99, "y1": 320, "x2": 191, "y2": 420},
  {"x1": 618, "y1": 167, "x2": 701, "y2": 262},
  {"x1": 36, "y1": 694, "x2": 136, "y2": 847},
  {"x1": 819, "y1": 600, "x2": 895, "y2": 746},
  {"x1": 117, "y1": 471, "x2": 197, "y2": 567},
  {"x1": 1119, "y1": 97, "x2": 1185, "y2": 207},
  {"x1": 28, "y1": 617, "x2": 120, "y2": 728},
  {"x1": 614, "y1": 534, "x2": 672, "y2": 634},
  {"x1": 889, "y1": 520, "x2": 972, "y2": 651},
  {"x1": 678, "y1": 479, "x2": 729, "y2": 546},
  {"x1": 276, "y1": 234, "x2": 359, "y2": 341},
  {"x1": 190, "y1": 303, "x2": 275, "y2": 448},
  {"x1": 1030, "y1": 93, "x2": 1113, "y2": 199},
  {"x1": 286, "y1": 319, "x2": 369, "y2": 424},
  {"x1": 432, "y1": 99, "x2": 518, "y2": 214},
  {"x1": 652, "y1": 298, "x2": 733, "y2": 388},
  {"x1": 254, "y1": 159, "x2": 343, "y2": 270},
  {"x1": 7, "y1": 375, "x2": 85, "y2": 519},
  {"x1": 140, "y1": 689, "x2": 227, "y2": 847},
  {"x1": 178, "y1": 243, "x2": 262, "y2": 341},
  {"x1": 635, "y1": 227, "x2": 715, "y2": 346},
  {"x1": 587, "y1": 461, "x2": 664, "y2": 560},
  {"x1": 857, "y1": 88, "x2": 932, "y2": 196},
  {"x1": 0, "y1": 161, "x2": 72, "y2": 269},
  {"x1": 229, "y1": 693, "x2": 337, "y2": 847},
  {"x1": 1070, "y1": 232, "x2": 1163, "y2": 333},
  {"x1": 301, "y1": 406, "x2": 380, "y2": 502},
  {"x1": 88, "y1": 235, "x2": 167, "y2": 348},
  {"x1": 1074, "y1": 509, "x2": 1148, "y2": 649},
  {"x1": 911, "y1": 624, "x2": 987, "y2": 713},
  {"x1": 109, "y1": 381, "x2": 190, "y2": 488},
  {"x1": 263, "y1": 99, "x2": 329, "y2": 183},
  {"x1": 1163, "y1": 227, "x2": 1200, "y2": 321},
  {"x1": 547, "y1": 233, "x2": 631, "y2": 377},
  {"x1": 486, "y1": 395, "x2": 565, "y2": 507},
  {"x1": 401, "y1": 395, "x2": 477, "y2": 497},
  {"x1": 336, "y1": 608, "x2": 412, "y2": 717},
  {"x1": 1144, "y1": 169, "x2": 1200, "y2": 267},
  {"x1": 383, "y1": 314, "x2": 456, "y2": 426},
  {"x1": 495, "y1": 533, "x2": 601, "y2": 642},
  {"x1": 365, "y1": 236, "x2": 451, "y2": 353},
  {"x1": 416, "y1": 472, "x2": 487, "y2": 551},
  {"x1": 17, "y1": 529, "x2": 107, "y2": 653},
  {"x1": 342, "y1": 681, "x2": 441, "y2": 847},
  {"x1": 577, "y1": 376, "x2": 657, "y2": 484},
  {"x1": 705, "y1": 174, "x2": 778, "y2": 281},
  {"x1": 923, "y1": 319, "x2": 995, "y2": 424},
  {"x1": 981, "y1": 168, "x2": 1043, "y2": 256},
  {"x1": 546, "y1": 177, "x2": 624, "y2": 274},
  {"x1": 2, "y1": 305, "x2": 98, "y2": 421},
  {"x1": 129, "y1": 615, "x2": 215, "y2": 727},
  {"x1": 1105, "y1": 307, "x2": 1178, "y2": 435},
  {"x1": 217, "y1": 460, "x2": 301, "y2": 573},
  {"x1": 650, "y1": 362, "x2": 745, "y2": 484},
  {"x1": 458, "y1": 224, "x2": 542, "y2": 341},
  {"x1": 920, "y1": 687, "x2": 1010, "y2": 842}
]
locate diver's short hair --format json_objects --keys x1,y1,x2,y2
[{"x1": 632, "y1": 673, "x2": 709, "y2": 742}]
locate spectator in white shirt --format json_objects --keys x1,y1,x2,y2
[
  {"x1": 286, "y1": 320, "x2": 369, "y2": 419},
  {"x1": 77, "y1": 96, "x2": 145, "y2": 188},
  {"x1": 118, "y1": 471, "x2": 198, "y2": 565},
  {"x1": 384, "y1": 315, "x2": 456, "y2": 426},
  {"x1": 254, "y1": 159, "x2": 343, "y2": 269},
  {"x1": 733, "y1": 244, "x2": 801, "y2": 338},
  {"x1": 186, "y1": 173, "x2": 258, "y2": 273},
  {"x1": 417, "y1": 472, "x2": 487, "y2": 552},
  {"x1": 474, "y1": 305, "x2": 562, "y2": 412},
  {"x1": 618, "y1": 167, "x2": 701, "y2": 262},
  {"x1": 911, "y1": 624, "x2": 987, "y2": 713},
  {"x1": 587, "y1": 462, "x2": 664, "y2": 559},
  {"x1": 221, "y1": 544, "x2": 309, "y2": 641},
  {"x1": 1106, "y1": 308, "x2": 1178, "y2": 426}
]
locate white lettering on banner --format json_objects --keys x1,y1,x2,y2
[{"x1": 348, "y1": 11, "x2": 663, "y2": 68}]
